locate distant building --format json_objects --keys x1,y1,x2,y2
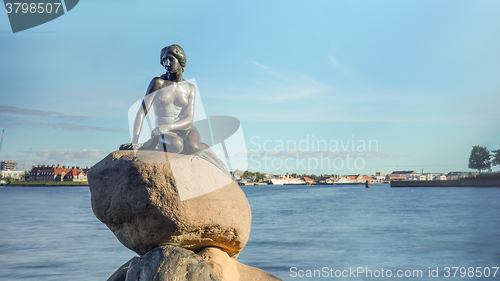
[
  {"x1": 386, "y1": 171, "x2": 416, "y2": 181},
  {"x1": 335, "y1": 176, "x2": 353, "y2": 184},
  {"x1": 333, "y1": 175, "x2": 371, "y2": 184},
  {"x1": 391, "y1": 170, "x2": 416, "y2": 176},
  {"x1": 29, "y1": 164, "x2": 88, "y2": 182},
  {"x1": 447, "y1": 171, "x2": 477, "y2": 180},
  {"x1": 407, "y1": 173, "x2": 447, "y2": 181},
  {"x1": 0, "y1": 170, "x2": 26, "y2": 180},
  {"x1": 302, "y1": 177, "x2": 315, "y2": 184},
  {"x1": 348, "y1": 174, "x2": 365, "y2": 183},
  {"x1": 374, "y1": 172, "x2": 386, "y2": 182},
  {"x1": 1, "y1": 160, "x2": 17, "y2": 171},
  {"x1": 82, "y1": 167, "x2": 90, "y2": 175},
  {"x1": 387, "y1": 170, "x2": 448, "y2": 181},
  {"x1": 362, "y1": 175, "x2": 373, "y2": 182},
  {"x1": 386, "y1": 174, "x2": 405, "y2": 181},
  {"x1": 318, "y1": 176, "x2": 335, "y2": 184},
  {"x1": 63, "y1": 168, "x2": 88, "y2": 182}
]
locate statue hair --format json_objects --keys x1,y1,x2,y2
[{"x1": 160, "y1": 45, "x2": 187, "y2": 71}]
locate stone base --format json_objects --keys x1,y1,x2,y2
[
  {"x1": 107, "y1": 246, "x2": 281, "y2": 281},
  {"x1": 199, "y1": 247, "x2": 282, "y2": 281},
  {"x1": 109, "y1": 246, "x2": 220, "y2": 281}
]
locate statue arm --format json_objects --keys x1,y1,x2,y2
[{"x1": 132, "y1": 78, "x2": 161, "y2": 144}]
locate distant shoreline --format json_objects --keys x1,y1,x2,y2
[
  {"x1": 7, "y1": 181, "x2": 89, "y2": 187},
  {"x1": 391, "y1": 179, "x2": 500, "y2": 187}
]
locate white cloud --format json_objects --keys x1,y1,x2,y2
[
  {"x1": 0, "y1": 120, "x2": 124, "y2": 132},
  {"x1": 328, "y1": 56, "x2": 338, "y2": 66},
  {"x1": 3, "y1": 153, "x2": 20, "y2": 158},
  {"x1": 37, "y1": 150, "x2": 50, "y2": 157},
  {"x1": 0, "y1": 106, "x2": 125, "y2": 132},
  {"x1": 244, "y1": 60, "x2": 329, "y2": 101},
  {"x1": 73, "y1": 149, "x2": 103, "y2": 159},
  {"x1": 35, "y1": 149, "x2": 105, "y2": 163},
  {"x1": 0, "y1": 105, "x2": 88, "y2": 121},
  {"x1": 47, "y1": 150, "x2": 74, "y2": 161}
]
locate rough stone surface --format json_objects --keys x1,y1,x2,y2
[
  {"x1": 88, "y1": 150, "x2": 251, "y2": 257},
  {"x1": 198, "y1": 248, "x2": 239, "y2": 281},
  {"x1": 198, "y1": 247, "x2": 282, "y2": 281},
  {"x1": 124, "y1": 245, "x2": 221, "y2": 281},
  {"x1": 107, "y1": 257, "x2": 139, "y2": 281}
]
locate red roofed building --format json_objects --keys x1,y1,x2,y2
[
  {"x1": 363, "y1": 175, "x2": 373, "y2": 182},
  {"x1": 347, "y1": 175, "x2": 364, "y2": 183},
  {"x1": 385, "y1": 171, "x2": 415, "y2": 182},
  {"x1": 63, "y1": 168, "x2": 87, "y2": 182},
  {"x1": 29, "y1": 164, "x2": 88, "y2": 182},
  {"x1": 302, "y1": 177, "x2": 315, "y2": 184}
]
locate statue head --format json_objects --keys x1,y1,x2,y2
[{"x1": 160, "y1": 45, "x2": 187, "y2": 73}]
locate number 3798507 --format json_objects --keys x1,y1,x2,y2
[
  {"x1": 443, "y1": 267, "x2": 499, "y2": 278},
  {"x1": 5, "y1": 3, "x2": 62, "y2": 14}
]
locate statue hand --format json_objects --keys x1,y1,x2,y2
[
  {"x1": 151, "y1": 124, "x2": 171, "y2": 138},
  {"x1": 119, "y1": 143, "x2": 143, "y2": 150}
]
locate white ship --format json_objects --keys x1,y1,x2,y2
[
  {"x1": 285, "y1": 178, "x2": 305, "y2": 185},
  {"x1": 269, "y1": 173, "x2": 305, "y2": 185},
  {"x1": 269, "y1": 178, "x2": 286, "y2": 185}
]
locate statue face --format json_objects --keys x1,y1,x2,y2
[{"x1": 162, "y1": 54, "x2": 182, "y2": 74}]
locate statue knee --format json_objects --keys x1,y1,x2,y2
[
  {"x1": 186, "y1": 142, "x2": 207, "y2": 154},
  {"x1": 189, "y1": 143, "x2": 200, "y2": 153},
  {"x1": 170, "y1": 139, "x2": 184, "y2": 154},
  {"x1": 162, "y1": 137, "x2": 183, "y2": 154}
]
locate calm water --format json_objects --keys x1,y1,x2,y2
[{"x1": 0, "y1": 184, "x2": 499, "y2": 280}]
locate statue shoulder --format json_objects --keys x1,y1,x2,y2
[
  {"x1": 147, "y1": 77, "x2": 165, "y2": 94},
  {"x1": 183, "y1": 80, "x2": 196, "y2": 94},
  {"x1": 152, "y1": 77, "x2": 165, "y2": 89}
]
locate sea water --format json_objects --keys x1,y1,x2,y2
[{"x1": 0, "y1": 184, "x2": 499, "y2": 280}]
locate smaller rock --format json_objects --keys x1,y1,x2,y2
[
  {"x1": 124, "y1": 245, "x2": 221, "y2": 281},
  {"x1": 107, "y1": 257, "x2": 139, "y2": 281},
  {"x1": 198, "y1": 247, "x2": 282, "y2": 281},
  {"x1": 198, "y1": 248, "x2": 239, "y2": 280}
]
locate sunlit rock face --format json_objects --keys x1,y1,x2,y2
[{"x1": 88, "y1": 150, "x2": 251, "y2": 257}]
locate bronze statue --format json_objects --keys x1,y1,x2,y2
[{"x1": 121, "y1": 45, "x2": 225, "y2": 170}]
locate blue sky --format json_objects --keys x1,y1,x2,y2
[{"x1": 1, "y1": 0, "x2": 499, "y2": 175}]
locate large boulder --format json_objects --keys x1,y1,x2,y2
[{"x1": 88, "y1": 150, "x2": 251, "y2": 257}]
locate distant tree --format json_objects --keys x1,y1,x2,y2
[
  {"x1": 241, "y1": 170, "x2": 254, "y2": 178},
  {"x1": 468, "y1": 145, "x2": 491, "y2": 172},
  {"x1": 2, "y1": 176, "x2": 14, "y2": 184},
  {"x1": 492, "y1": 145, "x2": 500, "y2": 167}
]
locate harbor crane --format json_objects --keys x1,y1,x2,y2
[
  {"x1": 22, "y1": 148, "x2": 32, "y2": 171},
  {"x1": 0, "y1": 129, "x2": 4, "y2": 163}
]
